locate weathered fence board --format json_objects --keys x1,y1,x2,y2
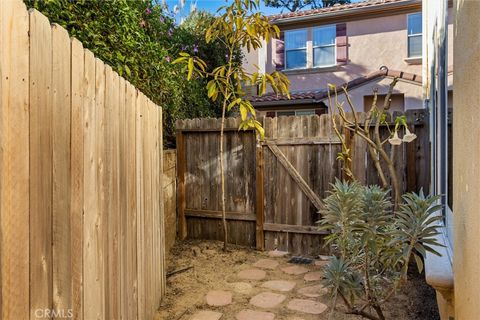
[
  {"x1": 164, "y1": 150, "x2": 178, "y2": 254},
  {"x1": 71, "y1": 37, "x2": 85, "y2": 320},
  {"x1": 0, "y1": 3, "x2": 165, "y2": 319},
  {"x1": 52, "y1": 23, "x2": 72, "y2": 313},
  {"x1": 176, "y1": 110, "x2": 429, "y2": 255},
  {"x1": 125, "y1": 81, "x2": 139, "y2": 320},
  {"x1": 0, "y1": 1, "x2": 30, "y2": 318},
  {"x1": 29, "y1": 8, "x2": 53, "y2": 319}
]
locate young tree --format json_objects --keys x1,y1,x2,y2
[
  {"x1": 174, "y1": 0, "x2": 290, "y2": 250},
  {"x1": 327, "y1": 79, "x2": 417, "y2": 209},
  {"x1": 264, "y1": 0, "x2": 351, "y2": 12}
]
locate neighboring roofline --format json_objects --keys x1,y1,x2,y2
[
  {"x1": 250, "y1": 67, "x2": 425, "y2": 108},
  {"x1": 270, "y1": 0, "x2": 421, "y2": 26}
]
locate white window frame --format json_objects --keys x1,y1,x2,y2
[
  {"x1": 284, "y1": 28, "x2": 308, "y2": 70},
  {"x1": 312, "y1": 25, "x2": 337, "y2": 68},
  {"x1": 407, "y1": 12, "x2": 422, "y2": 58}
]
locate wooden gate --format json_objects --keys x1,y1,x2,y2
[
  {"x1": 258, "y1": 116, "x2": 342, "y2": 255},
  {"x1": 176, "y1": 118, "x2": 258, "y2": 247},
  {"x1": 176, "y1": 111, "x2": 429, "y2": 256}
]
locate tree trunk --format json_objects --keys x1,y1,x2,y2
[{"x1": 220, "y1": 105, "x2": 228, "y2": 251}]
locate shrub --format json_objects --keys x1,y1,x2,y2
[
  {"x1": 24, "y1": 0, "x2": 238, "y2": 144},
  {"x1": 319, "y1": 180, "x2": 444, "y2": 320}
]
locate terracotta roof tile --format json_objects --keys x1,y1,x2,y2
[{"x1": 269, "y1": 0, "x2": 414, "y2": 22}]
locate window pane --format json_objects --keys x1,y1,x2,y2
[
  {"x1": 408, "y1": 13, "x2": 422, "y2": 35},
  {"x1": 408, "y1": 35, "x2": 422, "y2": 57},
  {"x1": 313, "y1": 46, "x2": 335, "y2": 66},
  {"x1": 286, "y1": 49, "x2": 307, "y2": 69},
  {"x1": 296, "y1": 110, "x2": 315, "y2": 116},
  {"x1": 285, "y1": 29, "x2": 307, "y2": 50},
  {"x1": 313, "y1": 26, "x2": 336, "y2": 46},
  {"x1": 277, "y1": 111, "x2": 295, "y2": 117}
]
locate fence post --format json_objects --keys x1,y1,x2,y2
[
  {"x1": 255, "y1": 142, "x2": 265, "y2": 250},
  {"x1": 176, "y1": 129, "x2": 188, "y2": 240}
]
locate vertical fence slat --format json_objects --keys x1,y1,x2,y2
[
  {"x1": 52, "y1": 22, "x2": 72, "y2": 314},
  {"x1": 159, "y1": 107, "x2": 166, "y2": 297},
  {"x1": 136, "y1": 92, "x2": 146, "y2": 320},
  {"x1": 255, "y1": 143, "x2": 265, "y2": 250},
  {"x1": 70, "y1": 37, "x2": 84, "y2": 320},
  {"x1": 143, "y1": 98, "x2": 153, "y2": 319},
  {"x1": 104, "y1": 66, "x2": 121, "y2": 319},
  {"x1": 176, "y1": 127, "x2": 187, "y2": 240},
  {"x1": 118, "y1": 76, "x2": 127, "y2": 320},
  {"x1": 29, "y1": 8, "x2": 53, "y2": 319},
  {"x1": 0, "y1": 1, "x2": 30, "y2": 318},
  {"x1": 126, "y1": 82, "x2": 138, "y2": 320},
  {"x1": 83, "y1": 50, "x2": 104, "y2": 320},
  {"x1": 151, "y1": 101, "x2": 159, "y2": 308},
  {"x1": 96, "y1": 57, "x2": 108, "y2": 319}
]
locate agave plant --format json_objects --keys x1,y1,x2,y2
[{"x1": 319, "y1": 180, "x2": 443, "y2": 320}]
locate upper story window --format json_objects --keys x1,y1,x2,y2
[
  {"x1": 313, "y1": 25, "x2": 336, "y2": 67},
  {"x1": 285, "y1": 29, "x2": 307, "y2": 69},
  {"x1": 407, "y1": 13, "x2": 422, "y2": 57}
]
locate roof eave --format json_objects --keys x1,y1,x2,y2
[{"x1": 251, "y1": 98, "x2": 317, "y2": 107}]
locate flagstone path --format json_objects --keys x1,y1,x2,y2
[{"x1": 188, "y1": 251, "x2": 330, "y2": 320}]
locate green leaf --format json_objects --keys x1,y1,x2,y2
[
  {"x1": 414, "y1": 253, "x2": 424, "y2": 273},
  {"x1": 207, "y1": 82, "x2": 217, "y2": 98},
  {"x1": 187, "y1": 58, "x2": 194, "y2": 80},
  {"x1": 239, "y1": 104, "x2": 247, "y2": 120},
  {"x1": 227, "y1": 98, "x2": 241, "y2": 110},
  {"x1": 172, "y1": 57, "x2": 187, "y2": 65}
]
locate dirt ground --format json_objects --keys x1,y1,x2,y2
[{"x1": 157, "y1": 240, "x2": 440, "y2": 320}]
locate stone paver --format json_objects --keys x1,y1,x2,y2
[
  {"x1": 287, "y1": 299, "x2": 328, "y2": 315},
  {"x1": 298, "y1": 284, "x2": 328, "y2": 298},
  {"x1": 304, "y1": 271, "x2": 323, "y2": 282},
  {"x1": 237, "y1": 268, "x2": 266, "y2": 281},
  {"x1": 228, "y1": 282, "x2": 253, "y2": 295},
  {"x1": 281, "y1": 265, "x2": 309, "y2": 275},
  {"x1": 268, "y1": 250, "x2": 289, "y2": 258},
  {"x1": 190, "y1": 310, "x2": 223, "y2": 320},
  {"x1": 236, "y1": 309, "x2": 275, "y2": 320},
  {"x1": 253, "y1": 259, "x2": 279, "y2": 270},
  {"x1": 261, "y1": 280, "x2": 296, "y2": 292},
  {"x1": 314, "y1": 260, "x2": 329, "y2": 267},
  {"x1": 250, "y1": 291, "x2": 286, "y2": 309},
  {"x1": 205, "y1": 290, "x2": 232, "y2": 307}
]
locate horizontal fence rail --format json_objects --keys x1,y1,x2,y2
[{"x1": 0, "y1": 1, "x2": 165, "y2": 319}]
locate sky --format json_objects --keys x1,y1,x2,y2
[{"x1": 165, "y1": 0, "x2": 364, "y2": 24}]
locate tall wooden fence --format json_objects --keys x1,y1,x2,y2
[
  {"x1": 176, "y1": 111, "x2": 429, "y2": 255},
  {"x1": 0, "y1": 2, "x2": 165, "y2": 319}
]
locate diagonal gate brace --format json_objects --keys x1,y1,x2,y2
[{"x1": 266, "y1": 142, "x2": 324, "y2": 211}]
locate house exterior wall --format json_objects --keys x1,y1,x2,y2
[
  {"x1": 246, "y1": 5, "x2": 454, "y2": 113},
  {"x1": 453, "y1": 0, "x2": 480, "y2": 319}
]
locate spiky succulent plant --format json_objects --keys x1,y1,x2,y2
[{"x1": 319, "y1": 180, "x2": 443, "y2": 320}]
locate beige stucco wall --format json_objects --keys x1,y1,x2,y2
[
  {"x1": 453, "y1": 0, "x2": 480, "y2": 319},
  {"x1": 250, "y1": 8, "x2": 454, "y2": 108}
]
